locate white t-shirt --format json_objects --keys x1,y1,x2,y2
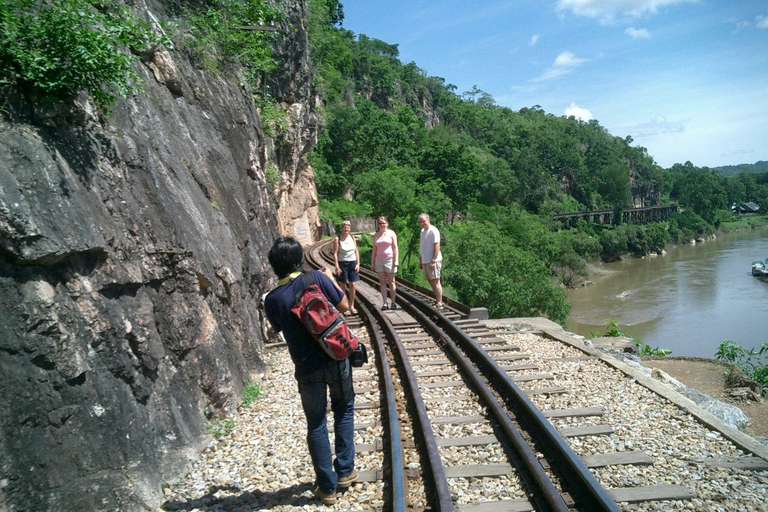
[{"x1": 420, "y1": 225, "x2": 442, "y2": 263}]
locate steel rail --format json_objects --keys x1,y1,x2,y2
[
  {"x1": 404, "y1": 293, "x2": 622, "y2": 512},
  {"x1": 356, "y1": 300, "x2": 408, "y2": 512},
  {"x1": 394, "y1": 288, "x2": 571, "y2": 512},
  {"x1": 354, "y1": 288, "x2": 454, "y2": 511}
]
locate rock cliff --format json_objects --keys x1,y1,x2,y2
[{"x1": 0, "y1": 0, "x2": 321, "y2": 510}]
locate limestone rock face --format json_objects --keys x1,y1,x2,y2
[{"x1": 0, "y1": 1, "x2": 320, "y2": 510}]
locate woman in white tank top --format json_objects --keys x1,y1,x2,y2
[{"x1": 333, "y1": 220, "x2": 360, "y2": 315}]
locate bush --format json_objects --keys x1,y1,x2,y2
[
  {"x1": 598, "y1": 228, "x2": 628, "y2": 262},
  {"x1": 0, "y1": 0, "x2": 159, "y2": 111},
  {"x1": 715, "y1": 340, "x2": 768, "y2": 390}
]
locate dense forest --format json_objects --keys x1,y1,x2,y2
[{"x1": 306, "y1": 0, "x2": 768, "y2": 324}]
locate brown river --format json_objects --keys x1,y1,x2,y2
[{"x1": 565, "y1": 227, "x2": 768, "y2": 358}]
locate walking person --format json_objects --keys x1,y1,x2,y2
[
  {"x1": 419, "y1": 213, "x2": 444, "y2": 310},
  {"x1": 333, "y1": 220, "x2": 360, "y2": 315},
  {"x1": 263, "y1": 237, "x2": 357, "y2": 506},
  {"x1": 370, "y1": 216, "x2": 399, "y2": 310}
]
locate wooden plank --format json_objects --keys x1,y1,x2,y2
[
  {"x1": 558, "y1": 425, "x2": 614, "y2": 437},
  {"x1": 582, "y1": 451, "x2": 654, "y2": 468},
  {"x1": 510, "y1": 373, "x2": 554, "y2": 382},
  {"x1": 404, "y1": 343, "x2": 437, "y2": 350},
  {"x1": 457, "y1": 499, "x2": 533, "y2": 512},
  {"x1": 541, "y1": 406, "x2": 603, "y2": 418},
  {"x1": 437, "y1": 435, "x2": 498, "y2": 447},
  {"x1": 609, "y1": 485, "x2": 693, "y2": 503},
  {"x1": 444, "y1": 464, "x2": 512, "y2": 478},
  {"x1": 697, "y1": 456, "x2": 768, "y2": 470},
  {"x1": 355, "y1": 385, "x2": 377, "y2": 394},
  {"x1": 416, "y1": 370, "x2": 456, "y2": 378},
  {"x1": 476, "y1": 337, "x2": 512, "y2": 346},
  {"x1": 421, "y1": 380, "x2": 465, "y2": 388},
  {"x1": 431, "y1": 415, "x2": 486, "y2": 425},
  {"x1": 484, "y1": 345, "x2": 522, "y2": 352},
  {"x1": 400, "y1": 334, "x2": 432, "y2": 342},
  {"x1": 411, "y1": 359, "x2": 452, "y2": 366},
  {"x1": 356, "y1": 469, "x2": 381, "y2": 483},
  {"x1": 329, "y1": 420, "x2": 378, "y2": 432},
  {"x1": 523, "y1": 386, "x2": 568, "y2": 396},
  {"x1": 354, "y1": 401, "x2": 379, "y2": 410},
  {"x1": 543, "y1": 356, "x2": 596, "y2": 362},
  {"x1": 424, "y1": 394, "x2": 474, "y2": 403},
  {"x1": 499, "y1": 364, "x2": 539, "y2": 372},
  {"x1": 493, "y1": 354, "x2": 530, "y2": 362}
]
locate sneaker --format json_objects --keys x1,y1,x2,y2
[
  {"x1": 436, "y1": 304, "x2": 445, "y2": 311},
  {"x1": 389, "y1": 303, "x2": 397, "y2": 310},
  {"x1": 349, "y1": 308, "x2": 358, "y2": 315},
  {"x1": 337, "y1": 469, "x2": 359, "y2": 489},
  {"x1": 314, "y1": 487, "x2": 338, "y2": 506},
  {"x1": 381, "y1": 304, "x2": 389, "y2": 310}
]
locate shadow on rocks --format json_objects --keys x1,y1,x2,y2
[{"x1": 162, "y1": 482, "x2": 316, "y2": 510}]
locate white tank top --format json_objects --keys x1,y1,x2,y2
[{"x1": 338, "y1": 235, "x2": 357, "y2": 262}]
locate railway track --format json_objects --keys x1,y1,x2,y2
[{"x1": 303, "y1": 238, "x2": 768, "y2": 511}]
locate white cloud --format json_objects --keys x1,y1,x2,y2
[
  {"x1": 756, "y1": 15, "x2": 768, "y2": 29},
  {"x1": 529, "y1": 34, "x2": 540, "y2": 46},
  {"x1": 629, "y1": 115, "x2": 685, "y2": 137},
  {"x1": 625, "y1": 27, "x2": 651, "y2": 38},
  {"x1": 531, "y1": 51, "x2": 590, "y2": 82},
  {"x1": 565, "y1": 102, "x2": 593, "y2": 121},
  {"x1": 554, "y1": 51, "x2": 587, "y2": 67},
  {"x1": 556, "y1": 0, "x2": 698, "y2": 24}
]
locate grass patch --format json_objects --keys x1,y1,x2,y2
[
  {"x1": 242, "y1": 379, "x2": 263, "y2": 407},
  {"x1": 205, "y1": 417, "x2": 236, "y2": 438}
]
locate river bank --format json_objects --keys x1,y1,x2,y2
[{"x1": 574, "y1": 218, "x2": 768, "y2": 288}]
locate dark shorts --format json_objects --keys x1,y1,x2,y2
[{"x1": 338, "y1": 260, "x2": 360, "y2": 283}]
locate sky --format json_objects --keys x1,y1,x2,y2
[{"x1": 340, "y1": 0, "x2": 768, "y2": 169}]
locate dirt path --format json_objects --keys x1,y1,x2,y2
[{"x1": 641, "y1": 356, "x2": 768, "y2": 438}]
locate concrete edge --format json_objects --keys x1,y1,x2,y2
[{"x1": 535, "y1": 326, "x2": 768, "y2": 462}]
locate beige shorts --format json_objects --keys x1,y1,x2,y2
[
  {"x1": 374, "y1": 257, "x2": 394, "y2": 273},
  {"x1": 422, "y1": 260, "x2": 442, "y2": 280}
]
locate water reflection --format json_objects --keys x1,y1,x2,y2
[{"x1": 566, "y1": 228, "x2": 768, "y2": 357}]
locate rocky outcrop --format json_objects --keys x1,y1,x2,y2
[{"x1": 0, "y1": 1, "x2": 320, "y2": 510}]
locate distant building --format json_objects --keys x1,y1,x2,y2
[{"x1": 733, "y1": 202, "x2": 760, "y2": 214}]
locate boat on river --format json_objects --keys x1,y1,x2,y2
[{"x1": 752, "y1": 258, "x2": 768, "y2": 280}]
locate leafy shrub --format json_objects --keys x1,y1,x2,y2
[
  {"x1": 715, "y1": 340, "x2": 768, "y2": 389},
  {"x1": 590, "y1": 319, "x2": 671, "y2": 356},
  {"x1": 598, "y1": 228, "x2": 628, "y2": 262},
  {"x1": 0, "y1": 0, "x2": 159, "y2": 111}
]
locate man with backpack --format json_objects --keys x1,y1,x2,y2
[{"x1": 263, "y1": 236, "x2": 357, "y2": 505}]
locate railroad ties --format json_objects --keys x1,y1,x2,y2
[{"x1": 302, "y1": 239, "x2": 767, "y2": 511}]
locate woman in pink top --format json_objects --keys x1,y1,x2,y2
[{"x1": 370, "y1": 216, "x2": 399, "y2": 310}]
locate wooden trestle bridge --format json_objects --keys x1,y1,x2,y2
[{"x1": 553, "y1": 204, "x2": 678, "y2": 227}]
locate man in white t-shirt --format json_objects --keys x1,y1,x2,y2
[{"x1": 418, "y1": 213, "x2": 444, "y2": 310}]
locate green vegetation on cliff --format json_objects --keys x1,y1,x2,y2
[
  {"x1": 0, "y1": 0, "x2": 159, "y2": 111},
  {"x1": 306, "y1": 0, "x2": 768, "y2": 325}
]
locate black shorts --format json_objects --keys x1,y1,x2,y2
[{"x1": 338, "y1": 260, "x2": 360, "y2": 283}]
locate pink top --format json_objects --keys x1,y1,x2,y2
[{"x1": 374, "y1": 230, "x2": 395, "y2": 258}]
